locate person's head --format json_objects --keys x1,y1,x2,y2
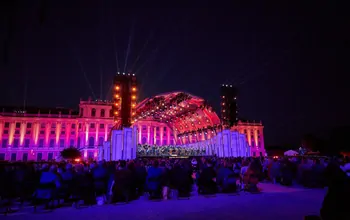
[
  {"x1": 206, "y1": 159, "x2": 213, "y2": 167},
  {"x1": 98, "y1": 160, "x2": 104, "y2": 167},
  {"x1": 127, "y1": 161, "x2": 135, "y2": 170},
  {"x1": 42, "y1": 164, "x2": 49, "y2": 172},
  {"x1": 66, "y1": 163, "x2": 73, "y2": 171},
  {"x1": 225, "y1": 161, "x2": 232, "y2": 168},
  {"x1": 75, "y1": 164, "x2": 83, "y2": 173},
  {"x1": 242, "y1": 160, "x2": 249, "y2": 167},
  {"x1": 89, "y1": 163, "x2": 96, "y2": 170},
  {"x1": 50, "y1": 165, "x2": 57, "y2": 173},
  {"x1": 119, "y1": 160, "x2": 126, "y2": 169}
]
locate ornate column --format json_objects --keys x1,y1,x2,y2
[
  {"x1": 95, "y1": 122, "x2": 99, "y2": 146},
  {"x1": 160, "y1": 126, "x2": 164, "y2": 145},
  {"x1": 8, "y1": 122, "x2": 15, "y2": 146},
  {"x1": 0, "y1": 121, "x2": 3, "y2": 142},
  {"x1": 167, "y1": 129, "x2": 171, "y2": 145},
  {"x1": 104, "y1": 123, "x2": 108, "y2": 141},
  {"x1": 152, "y1": 126, "x2": 156, "y2": 145},
  {"x1": 254, "y1": 129, "x2": 258, "y2": 147},
  {"x1": 19, "y1": 121, "x2": 26, "y2": 146},
  {"x1": 32, "y1": 122, "x2": 39, "y2": 145},
  {"x1": 138, "y1": 125, "x2": 142, "y2": 144},
  {"x1": 85, "y1": 122, "x2": 89, "y2": 147},
  {"x1": 247, "y1": 128, "x2": 252, "y2": 146},
  {"x1": 147, "y1": 126, "x2": 150, "y2": 144},
  {"x1": 45, "y1": 122, "x2": 51, "y2": 146},
  {"x1": 65, "y1": 122, "x2": 71, "y2": 147},
  {"x1": 55, "y1": 122, "x2": 61, "y2": 145}
]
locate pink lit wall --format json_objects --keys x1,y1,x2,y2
[
  {"x1": 0, "y1": 100, "x2": 266, "y2": 161},
  {"x1": 231, "y1": 120, "x2": 266, "y2": 157},
  {"x1": 0, "y1": 100, "x2": 114, "y2": 161}
]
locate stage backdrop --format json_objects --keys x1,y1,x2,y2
[{"x1": 99, "y1": 128, "x2": 251, "y2": 161}]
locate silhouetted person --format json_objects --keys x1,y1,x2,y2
[
  {"x1": 198, "y1": 159, "x2": 217, "y2": 194},
  {"x1": 320, "y1": 160, "x2": 350, "y2": 220},
  {"x1": 111, "y1": 160, "x2": 132, "y2": 202}
]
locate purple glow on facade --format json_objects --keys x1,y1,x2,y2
[{"x1": 0, "y1": 93, "x2": 265, "y2": 161}]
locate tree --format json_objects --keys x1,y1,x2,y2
[{"x1": 60, "y1": 147, "x2": 81, "y2": 160}]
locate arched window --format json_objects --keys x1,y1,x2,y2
[
  {"x1": 80, "y1": 108, "x2": 84, "y2": 116},
  {"x1": 109, "y1": 109, "x2": 113, "y2": 117},
  {"x1": 100, "y1": 109, "x2": 105, "y2": 117},
  {"x1": 77, "y1": 137, "x2": 80, "y2": 148},
  {"x1": 91, "y1": 108, "x2": 96, "y2": 117},
  {"x1": 98, "y1": 137, "x2": 104, "y2": 146},
  {"x1": 89, "y1": 137, "x2": 94, "y2": 146}
]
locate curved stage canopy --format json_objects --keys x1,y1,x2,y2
[{"x1": 134, "y1": 92, "x2": 222, "y2": 136}]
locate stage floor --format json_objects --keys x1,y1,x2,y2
[{"x1": 5, "y1": 183, "x2": 326, "y2": 220}]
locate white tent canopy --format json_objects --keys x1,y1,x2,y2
[{"x1": 284, "y1": 150, "x2": 299, "y2": 156}]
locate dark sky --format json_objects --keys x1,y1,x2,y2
[{"x1": 0, "y1": 1, "x2": 347, "y2": 147}]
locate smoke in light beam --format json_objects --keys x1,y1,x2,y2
[{"x1": 124, "y1": 18, "x2": 136, "y2": 73}]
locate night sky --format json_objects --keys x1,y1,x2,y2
[{"x1": 0, "y1": 1, "x2": 347, "y2": 147}]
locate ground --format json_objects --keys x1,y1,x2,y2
[{"x1": 4, "y1": 183, "x2": 326, "y2": 220}]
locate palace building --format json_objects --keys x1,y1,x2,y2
[{"x1": 0, "y1": 73, "x2": 265, "y2": 161}]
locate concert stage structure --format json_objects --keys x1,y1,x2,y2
[
  {"x1": 0, "y1": 73, "x2": 265, "y2": 162},
  {"x1": 99, "y1": 74, "x2": 264, "y2": 160}
]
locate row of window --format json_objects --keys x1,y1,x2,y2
[
  {"x1": 1, "y1": 137, "x2": 105, "y2": 148},
  {"x1": 141, "y1": 126, "x2": 168, "y2": 131},
  {"x1": 0, "y1": 151, "x2": 97, "y2": 162},
  {"x1": 0, "y1": 152, "x2": 54, "y2": 162},
  {"x1": 81, "y1": 108, "x2": 113, "y2": 118},
  {"x1": 243, "y1": 129, "x2": 261, "y2": 135}
]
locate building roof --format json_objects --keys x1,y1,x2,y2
[
  {"x1": 0, "y1": 106, "x2": 79, "y2": 117},
  {"x1": 135, "y1": 92, "x2": 221, "y2": 135}
]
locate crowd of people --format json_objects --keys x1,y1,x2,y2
[
  {"x1": 137, "y1": 144, "x2": 206, "y2": 157},
  {"x1": 0, "y1": 155, "x2": 350, "y2": 219}
]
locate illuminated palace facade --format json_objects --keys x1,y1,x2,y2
[{"x1": 0, "y1": 74, "x2": 265, "y2": 161}]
